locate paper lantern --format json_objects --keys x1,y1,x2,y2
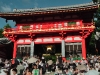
[
  {"x1": 64, "y1": 22, "x2": 68, "y2": 26},
  {"x1": 76, "y1": 22, "x2": 80, "y2": 26}
]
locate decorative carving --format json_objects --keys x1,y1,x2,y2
[
  {"x1": 22, "y1": 25, "x2": 30, "y2": 30},
  {"x1": 43, "y1": 45, "x2": 55, "y2": 54},
  {"x1": 59, "y1": 31, "x2": 66, "y2": 39},
  {"x1": 68, "y1": 21, "x2": 76, "y2": 26}
]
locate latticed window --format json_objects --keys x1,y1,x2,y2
[{"x1": 17, "y1": 45, "x2": 30, "y2": 59}]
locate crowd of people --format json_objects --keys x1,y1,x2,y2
[{"x1": 0, "y1": 55, "x2": 100, "y2": 75}]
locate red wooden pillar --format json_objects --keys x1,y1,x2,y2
[
  {"x1": 82, "y1": 38, "x2": 86, "y2": 59},
  {"x1": 12, "y1": 41, "x2": 17, "y2": 64}
]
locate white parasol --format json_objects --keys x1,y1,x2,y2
[
  {"x1": 47, "y1": 60, "x2": 53, "y2": 65},
  {"x1": 77, "y1": 65, "x2": 87, "y2": 70},
  {"x1": 27, "y1": 57, "x2": 38, "y2": 63},
  {"x1": 85, "y1": 70, "x2": 100, "y2": 75}
]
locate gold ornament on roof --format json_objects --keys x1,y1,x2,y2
[{"x1": 91, "y1": 25, "x2": 95, "y2": 28}]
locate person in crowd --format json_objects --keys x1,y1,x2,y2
[
  {"x1": 0, "y1": 55, "x2": 100, "y2": 75},
  {"x1": 41, "y1": 56, "x2": 45, "y2": 64},
  {"x1": 32, "y1": 64, "x2": 42, "y2": 75},
  {"x1": 58, "y1": 55, "x2": 62, "y2": 64},
  {"x1": 23, "y1": 67, "x2": 32, "y2": 75},
  {"x1": 47, "y1": 59, "x2": 53, "y2": 72},
  {"x1": 63, "y1": 68, "x2": 72, "y2": 75},
  {"x1": 12, "y1": 68, "x2": 17, "y2": 75},
  {"x1": 10, "y1": 64, "x2": 17, "y2": 75},
  {"x1": 16, "y1": 62, "x2": 24, "y2": 75},
  {"x1": 0, "y1": 69, "x2": 7, "y2": 75},
  {"x1": 23, "y1": 60, "x2": 28, "y2": 69},
  {"x1": 69, "y1": 55, "x2": 74, "y2": 63}
]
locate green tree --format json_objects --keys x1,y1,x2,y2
[
  {"x1": 87, "y1": 3, "x2": 100, "y2": 54},
  {"x1": 93, "y1": 0, "x2": 97, "y2": 3},
  {"x1": 94, "y1": 8, "x2": 100, "y2": 29},
  {"x1": 89, "y1": 32, "x2": 95, "y2": 47},
  {"x1": 0, "y1": 28, "x2": 4, "y2": 38},
  {"x1": 87, "y1": 32, "x2": 96, "y2": 55},
  {"x1": 92, "y1": 0, "x2": 100, "y2": 3},
  {"x1": 88, "y1": 5, "x2": 100, "y2": 54},
  {"x1": 0, "y1": 24, "x2": 12, "y2": 38},
  {"x1": 4, "y1": 24, "x2": 11, "y2": 29}
]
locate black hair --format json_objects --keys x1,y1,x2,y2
[
  {"x1": 33, "y1": 64, "x2": 37, "y2": 66},
  {"x1": 12, "y1": 68, "x2": 17, "y2": 73},
  {"x1": 20, "y1": 61, "x2": 23, "y2": 64},
  {"x1": 26, "y1": 67, "x2": 32, "y2": 72},
  {"x1": 65, "y1": 68, "x2": 68, "y2": 70}
]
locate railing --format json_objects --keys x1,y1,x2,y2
[{"x1": 3, "y1": 23, "x2": 95, "y2": 34}]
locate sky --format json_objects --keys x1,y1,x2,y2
[{"x1": 0, "y1": 0, "x2": 92, "y2": 28}]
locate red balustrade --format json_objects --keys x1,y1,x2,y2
[{"x1": 3, "y1": 23, "x2": 95, "y2": 34}]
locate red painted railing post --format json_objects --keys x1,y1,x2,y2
[
  {"x1": 82, "y1": 38, "x2": 86, "y2": 59},
  {"x1": 12, "y1": 41, "x2": 17, "y2": 64}
]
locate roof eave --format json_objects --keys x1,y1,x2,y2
[{"x1": 0, "y1": 3, "x2": 99, "y2": 17}]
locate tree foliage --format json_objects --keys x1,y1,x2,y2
[
  {"x1": 92, "y1": 0, "x2": 100, "y2": 3},
  {"x1": 89, "y1": 32, "x2": 95, "y2": 47},
  {"x1": 3, "y1": 24, "x2": 11, "y2": 29},
  {"x1": 87, "y1": 2, "x2": 99, "y2": 53},
  {"x1": 94, "y1": 8, "x2": 100, "y2": 30},
  {"x1": 0, "y1": 24, "x2": 11, "y2": 38},
  {"x1": 0, "y1": 28, "x2": 4, "y2": 38},
  {"x1": 88, "y1": 3, "x2": 100, "y2": 54}
]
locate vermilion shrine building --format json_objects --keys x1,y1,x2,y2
[{"x1": 0, "y1": 3, "x2": 99, "y2": 60}]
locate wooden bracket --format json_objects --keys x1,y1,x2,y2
[
  {"x1": 29, "y1": 33, "x2": 35, "y2": 41},
  {"x1": 59, "y1": 31, "x2": 66, "y2": 39}
]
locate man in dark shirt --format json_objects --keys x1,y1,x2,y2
[{"x1": 58, "y1": 55, "x2": 62, "y2": 64}]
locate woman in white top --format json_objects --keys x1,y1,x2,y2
[
  {"x1": 0, "y1": 69, "x2": 7, "y2": 75},
  {"x1": 12, "y1": 68, "x2": 17, "y2": 75},
  {"x1": 10, "y1": 69, "x2": 14, "y2": 75}
]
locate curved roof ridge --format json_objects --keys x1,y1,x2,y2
[
  {"x1": 0, "y1": 38, "x2": 9, "y2": 40},
  {"x1": 0, "y1": 38, "x2": 12, "y2": 44},
  {"x1": 12, "y1": 2, "x2": 98, "y2": 12}
]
